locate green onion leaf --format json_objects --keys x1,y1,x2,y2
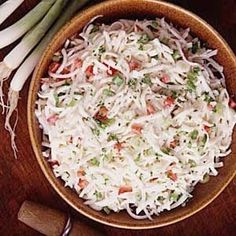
[{"x1": 90, "y1": 24, "x2": 99, "y2": 34}]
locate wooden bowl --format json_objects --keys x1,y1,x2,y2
[{"x1": 28, "y1": 0, "x2": 236, "y2": 229}]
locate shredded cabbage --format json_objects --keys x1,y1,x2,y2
[{"x1": 35, "y1": 18, "x2": 236, "y2": 220}]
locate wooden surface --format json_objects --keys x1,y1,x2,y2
[{"x1": 0, "y1": 0, "x2": 235, "y2": 235}]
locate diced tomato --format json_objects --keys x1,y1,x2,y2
[
  {"x1": 204, "y1": 125, "x2": 211, "y2": 133},
  {"x1": 114, "y1": 142, "x2": 125, "y2": 152},
  {"x1": 49, "y1": 62, "x2": 60, "y2": 73},
  {"x1": 229, "y1": 97, "x2": 236, "y2": 110},
  {"x1": 78, "y1": 179, "x2": 88, "y2": 189},
  {"x1": 170, "y1": 140, "x2": 177, "y2": 149},
  {"x1": 61, "y1": 67, "x2": 70, "y2": 74},
  {"x1": 164, "y1": 96, "x2": 175, "y2": 107},
  {"x1": 147, "y1": 102, "x2": 156, "y2": 115},
  {"x1": 166, "y1": 170, "x2": 177, "y2": 181},
  {"x1": 118, "y1": 185, "x2": 132, "y2": 194},
  {"x1": 94, "y1": 106, "x2": 108, "y2": 122},
  {"x1": 46, "y1": 114, "x2": 59, "y2": 125},
  {"x1": 77, "y1": 168, "x2": 85, "y2": 177},
  {"x1": 131, "y1": 123, "x2": 143, "y2": 134},
  {"x1": 75, "y1": 58, "x2": 83, "y2": 68},
  {"x1": 49, "y1": 160, "x2": 59, "y2": 167},
  {"x1": 85, "y1": 65, "x2": 94, "y2": 77},
  {"x1": 161, "y1": 74, "x2": 170, "y2": 83},
  {"x1": 128, "y1": 58, "x2": 141, "y2": 71},
  {"x1": 107, "y1": 67, "x2": 117, "y2": 76}
]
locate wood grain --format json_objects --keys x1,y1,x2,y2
[{"x1": 0, "y1": 0, "x2": 235, "y2": 235}]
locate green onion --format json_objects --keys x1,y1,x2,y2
[
  {"x1": 0, "y1": 0, "x2": 24, "y2": 25},
  {"x1": 103, "y1": 88, "x2": 115, "y2": 96},
  {"x1": 4, "y1": 0, "x2": 90, "y2": 158},
  {"x1": 0, "y1": 0, "x2": 56, "y2": 49},
  {"x1": 112, "y1": 75, "x2": 124, "y2": 86},
  {"x1": 190, "y1": 130, "x2": 198, "y2": 139}
]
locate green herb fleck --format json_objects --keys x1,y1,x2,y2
[
  {"x1": 161, "y1": 147, "x2": 171, "y2": 155},
  {"x1": 90, "y1": 157, "x2": 100, "y2": 166},
  {"x1": 98, "y1": 45, "x2": 105, "y2": 54},
  {"x1": 190, "y1": 130, "x2": 198, "y2": 139},
  {"x1": 94, "y1": 190, "x2": 103, "y2": 200},
  {"x1": 128, "y1": 78, "x2": 137, "y2": 89},
  {"x1": 201, "y1": 173, "x2": 210, "y2": 183},
  {"x1": 53, "y1": 93, "x2": 59, "y2": 107},
  {"x1": 204, "y1": 92, "x2": 214, "y2": 103},
  {"x1": 134, "y1": 153, "x2": 141, "y2": 162},
  {"x1": 103, "y1": 206, "x2": 111, "y2": 214},
  {"x1": 138, "y1": 34, "x2": 150, "y2": 44},
  {"x1": 67, "y1": 98, "x2": 77, "y2": 107},
  {"x1": 150, "y1": 21, "x2": 158, "y2": 29},
  {"x1": 191, "y1": 41, "x2": 200, "y2": 54},
  {"x1": 170, "y1": 192, "x2": 179, "y2": 201},
  {"x1": 103, "y1": 88, "x2": 115, "y2": 97},
  {"x1": 142, "y1": 75, "x2": 153, "y2": 86},
  {"x1": 188, "y1": 159, "x2": 197, "y2": 167},
  {"x1": 107, "y1": 133, "x2": 118, "y2": 141},
  {"x1": 90, "y1": 24, "x2": 99, "y2": 34},
  {"x1": 92, "y1": 128, "x2": 100, "y2": 136},
  {"x1": 112, "y1": 75, "x2": 124, "y2": 86},
  {"x1": 172, "y1": 50, "x2": 181, "y2": 61}
]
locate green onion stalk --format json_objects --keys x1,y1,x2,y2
[{"x1": 5, "y1": 0, "x2": 90, "y2": 158}]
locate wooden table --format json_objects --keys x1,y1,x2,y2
[{"x1": 0, "y1": 0, "x2": 235, "y2": 235}]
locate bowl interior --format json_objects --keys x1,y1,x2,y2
[{"x1": 28, "y1": 0, "x2": 236, "y2": 229}]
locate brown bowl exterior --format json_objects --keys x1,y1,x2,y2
[{"x1": 28, "y1": 0, "x2": 236, "y2": 229}]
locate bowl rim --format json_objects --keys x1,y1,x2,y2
[{"x1": 28, "y1": 0, "x2": 236, "y2": 229}]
